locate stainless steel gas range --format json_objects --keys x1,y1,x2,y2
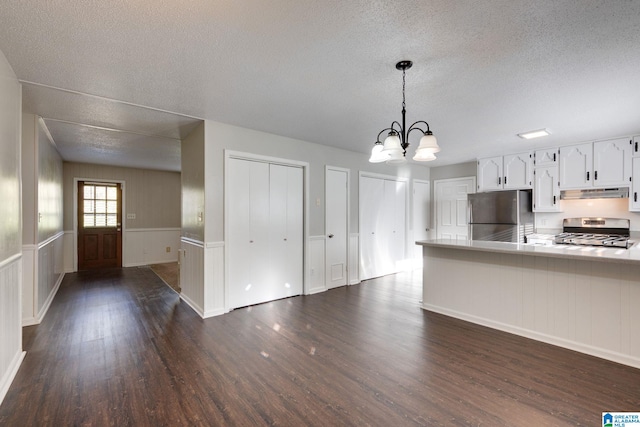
[{"x1": 554, "y1": 217, "x2": 632, "y2": 249}]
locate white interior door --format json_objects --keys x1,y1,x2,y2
[
  {"x1": 434, "y1": 177, "x2": 475, "y2": 239},
  {"x1": 325, "y1": 167, "x2": 348, "y2": 289},
  {"x1": 412, "y1": 180, "x2": 430, "y2": 260}
]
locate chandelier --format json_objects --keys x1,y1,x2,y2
[{"x1": 369, "y1": 60, "x2": 440, "y2": 164}]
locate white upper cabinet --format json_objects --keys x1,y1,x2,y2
[
  {"x1": 534, "y1": 148, "x2": 558, "y2": 167},
  {"x1": 477, "y1": 152, "x2": 532, "y2": 192},
  {"x1": 533, "y1": 165, "x2": 560, "y2": 212},
  {"x1": 592, "y1": 138, "x2": 632, "y2": 187},
  {"x1": 559, "y1": 143, "x2": 593, "y2": 189},
  {"x1": 633, "y1": 136, "x2": 640, "y2": 157},
  {"x1": 503, "y1": 152, "x2": 533, "y2": 189},
  {"x1": 477, "y1": 156, "x2": 502, "y2": 191},
  {"x1": 559, "y1": 139, "x2": 632, "y2": 189}
]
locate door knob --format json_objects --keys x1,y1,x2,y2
[{"x1": 328, "y1": 234, "x2": 334, "y2": 238}]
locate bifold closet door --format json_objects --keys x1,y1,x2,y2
[
  {"x1": 268, "y1": 164, "x2": 303, "y2": 299},
  {"x1": 228, "y1": 158, "x2": 303, "y2": 310}
]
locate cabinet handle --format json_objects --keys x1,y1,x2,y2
[
  {"x1": 553, "y1": 196, "x2": 556, "y2": 205},
  {"x1": 586, "y1": 171, "x2": 590, "y2": 181},
  {"x1": 504, "y1": 176, "x2": 507, "y2": 185},
  {"x1": 498, "y1": 177, "x2": 502, "y2": 185},
  {"x1": 636, "y1": 141, "x2": 638, "y2": 152},
  {"x1": 635, "y1": 192, "x2": 638, "y2": 203},
  {"x1": 553, "y1": 153, "x2": 556, "y2": 162},
  {"x1": 594, "y1": 171, "x2": 598, "y2": 180}
]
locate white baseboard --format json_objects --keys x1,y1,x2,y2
[
  {"x1": 0, "y1": 351, "x2": 26, "y2": 407},
  {"x1": 422, "y1": 303, "x2": 640, "y2": 370},
  {"x1": 36, "y1": 272, "x2": 64, "y2": 324},
  {"x1": 180, "y1": 293, "x2": 204, "y2": 318}
]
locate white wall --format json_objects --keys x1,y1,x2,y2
[
  {"x1": 21, "y1": 115, "x2": 65, "y2": 325},
  {"x1": 0, "y1": 47, "x2": 25, "y2": 406}
]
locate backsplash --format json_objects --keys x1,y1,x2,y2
[{"x1": 535, "y1": 198, "x2": 640, "y2": 232}]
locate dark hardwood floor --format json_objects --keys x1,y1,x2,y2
[{"x1": 1, "y1": 267, "x2": 639, "y2": 426}]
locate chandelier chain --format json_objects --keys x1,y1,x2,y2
[{"x1": 402, "y1": 68, "x2": 406, "y2": 111}]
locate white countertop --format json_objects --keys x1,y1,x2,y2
[{"x1": 416, "y1": 239, "x2": 640, "y2": 265}]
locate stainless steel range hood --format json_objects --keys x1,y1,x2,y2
[{"x1": 560, "y1": 187, "x2": 629, "y2": 200}]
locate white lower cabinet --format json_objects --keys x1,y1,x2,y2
[
  {"x1": 533, "y1": 165, "x2": 561, "y2": 212},
  {"x1": 359, "y1": 175, "x2": 406, "y2": 280},
  {"x1": 228, "y1": 158, "x2": 303, "y2": 310}
]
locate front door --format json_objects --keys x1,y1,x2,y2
[{"x1": 78, "y1": 181, "x2": 122, "y2": 270}]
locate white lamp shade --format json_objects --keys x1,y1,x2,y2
[
  {"x1": 369, "y1": 143, "x2": 389, "y2": 163},
  {"x1": 413, "y1": 149, "x2": 437, "y2": 161},
  {"x1": 382, "y1": 132, "x2": 402, "y2": 153},
  {"x1": 386, "y1": 149, "x2": 407, "y2": 164},
  {"x1": 416, "y1": 133, "x2": 440, "y2": 153}
]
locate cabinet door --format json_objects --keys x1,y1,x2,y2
[
  {"x1": 631, "y1": 157, "x2": 640, "y2": 211},
  {"x1": 593, "y1": 138, "x2": 632, "y2": 187},
  {"x1": 534, "y1": 148, "x2": 558, "y2": 167},
  {"x1": 477, "y1": 157, "x2": 503, "y2": 191},
  {"x1": 503, "y1": 152, "x2": 532, "y2": 189},
  {"x1": 559, "y1": 143, "x2": 592, "y2": 189},
  {"x1": 533, "y1": 165, "x2": 561, "y2": 212}
]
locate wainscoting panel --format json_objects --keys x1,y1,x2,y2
[
  {"x1": 349, "y1": 233, "x2": 359, "y2": 285},
  {"x1": 204, "y1": 242, "x2": 225, "y2": 318},
  {"x1": 62, "y1": 231, "x2": 74, "y2": 273},
  {"x1": 0, "y1": 255, "x2": 26, "y2": 406},
  {"x1": 124, "y1": 228, "x2": 180, "y2": 267},
  {"x1": 37, "y1": 233, "x2": 64, "y2": 322},
  {"x1": 21, "y1": 246, "x2": 37, "y2": 325},
  {"x1": 308, "y1": 236, "x2": 325, "y2": 294},
  {"x1": 180, "y1": 238, "x2": 205, "y2": 317}
]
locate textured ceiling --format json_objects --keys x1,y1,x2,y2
[{"x1": 1, "y1": 0, "x2": 640, "y2": 171}]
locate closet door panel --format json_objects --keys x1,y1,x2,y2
[
  {"x1": 359, "y1": 176, "x2": 383, "y2": 280},
  {"x1": 228, "y1": 159, "x2": 269, "y2": 309},
  {"x1": 268, "y1": 164, "x2": 303, "y2": 300}
]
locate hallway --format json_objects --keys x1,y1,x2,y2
[{"x1": 0, "y1": 267, "x2": 638, "y2": 425}]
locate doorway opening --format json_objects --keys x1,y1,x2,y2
[{"x1": 77, "y1": 181, "x2": 122, "y2": 270}]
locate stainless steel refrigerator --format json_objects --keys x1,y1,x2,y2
[{"x1": 467, "y1": 189, "x2": 534, "y2": 243}]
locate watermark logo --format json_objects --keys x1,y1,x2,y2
[{"x1": 603, "y1": 412, "x2": 640, "y2": 427}]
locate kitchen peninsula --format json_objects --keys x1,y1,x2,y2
[{"x1": 417, "y1": 239, "x2": 640, "y2": 368}]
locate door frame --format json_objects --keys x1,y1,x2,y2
[
  {"x1": 325, "y1": 165, "x2": 350, "y2": 289},
  {"x1": 73, "y1": 177, "x2": 126, "y2": 272},
  {"x1": 224, "y1": 150, "x2": 310, "y2": 310},
  {"x1": 433, "y1": 176, "x2": 476, "y2": 239}
]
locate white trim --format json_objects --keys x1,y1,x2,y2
[
  {"x1": 181, "y1": 237, "x2": 204, "y2": 247},
  {"x1": 36, "y1": 272, "x2": 64, "y2": 324},
  {"x1": 126, "y1": 227, "x2": 180, "y2": 233},
  {"x1": 224, "y1": 150, "x2": 310, "y2": 311},
  {"x1": 205, "y1": 241, "x2": 225, "y2": 249},
  {"x1": 180, "y1": 293, "x2": 204, "y2": 318},
  {"x1": 0, "y1": 253, "x2": 22, "y2": 270},
  {"x1": 359, "y1": 170, "x2": 410, "y2": 182},
  {"x1": 0, "y1": 351, "x2": 26, "y2": 406},
  {"x1": 37, "y1": 230, "x2": 65, "y2": 250},
  {"x1": 422, "y1": 303, "x2": 640, "y2": 369},
  {"x1": 73, "y1": 177, "x2": 126, "y2": 272},
  {"x1": 348, "y1": 233, "x2": 360, "y2": 285}
]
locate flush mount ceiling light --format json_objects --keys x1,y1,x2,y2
[
  {"x1": 517, "y1": 128, "x2": 551, "y2": 139},
  {"x1": 369, "y1": 60, "x2": 440, "y2": 164}
]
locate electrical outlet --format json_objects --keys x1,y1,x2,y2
[
  {"x1": 127, "y1": 213, "x2": 136, "y2": 220},
  {"x1": 166, "y1": 246, "x2": 171, "y2": 253}
]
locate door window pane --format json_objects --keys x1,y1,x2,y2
[{"x1": 82, "y1": 183, "x2": 118, "y2": 228}]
